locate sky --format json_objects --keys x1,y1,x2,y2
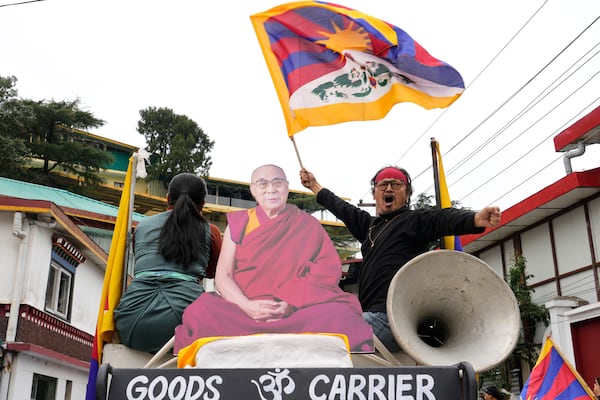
[{"x1": 2, "y1": 0, "x2": 599, "y2": 214}]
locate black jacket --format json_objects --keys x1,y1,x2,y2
[{"x1": 317, "y1": 188, "x2": 485, "y2": 312}]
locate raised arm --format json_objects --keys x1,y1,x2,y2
[
  {"x1": 474, "y1": 206, "x2": 502, "y2": 228},
  {"x1": 300, "y1": 168, "x2": 323, "y2": 194}
]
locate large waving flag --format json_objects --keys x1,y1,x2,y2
[
  {"x1": 432, "y1": 139, "x2": 462, "y2": 250},
  {"x1": 85, "y1": 156, "x2": 137, "y2": 400},
  {"x1": 250, "y1": 1, "x2": 465, "y2": 136},
  {"x1": 520, "y1": 337, "x2": 595, "y2": 400}
]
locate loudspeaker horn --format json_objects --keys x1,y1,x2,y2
[{"x1": 387, "y1": 250, "x2": 520, "y2": 372}]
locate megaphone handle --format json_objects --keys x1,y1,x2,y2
[{"x1": 373, "y1": 335, "x2": 401, "y2": 366}]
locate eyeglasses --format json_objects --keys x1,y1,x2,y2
[
  {"x1": 252, "y1": 178, "x2": 288, "y2": 190},
  {"x1": 375, "y1": 181, "x2": 404, "y2": 191}
]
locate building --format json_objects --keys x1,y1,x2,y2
[
  {"x1": 1, "y1": 106, "x2": 597, "y2": 398},
  {"x1": 0, "y1": 180, "x2": 146, "y2": 399},
  {"x1": 0, "y1": 129, "x2": 356, "y2": 398},
  {"x1": 462, "y1": 105, "x2": 600, "y2": 391}
]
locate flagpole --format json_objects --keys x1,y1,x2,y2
[
  {"x1": 122, "y1": 153, "x2": 137, "y2": 294},
  {"x1": 290, "y1": 135, "x2": 304, "y2": 169},
  {"x1": 430, "y1": 137, "x2": 445, "y2": 249}
]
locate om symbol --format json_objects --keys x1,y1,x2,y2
[{"x1": 251, "y1": 368, "x2": 296, "y2": 400}]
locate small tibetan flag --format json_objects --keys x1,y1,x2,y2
[
  {"x1": 433, "y1": 140, "x2": 463, "y2": 251},
  {"x1": 520, "y1": 337, "x2": 596, "y2": 400},
  {"x1": 85, "y1": 156, "x2": 135, "y2": 400}
]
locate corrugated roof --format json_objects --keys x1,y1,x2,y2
[{"x1": 0, "y1": 177, "x2": 145, "y2": 221}]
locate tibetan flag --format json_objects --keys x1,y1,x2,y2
[
  {"x1": 85, "y1": 156, "x2": 135, "y2": 400},
  {"x1": 433, "y1": 140, "x2": 463, "y2": 251},
  {"x1": 520, "y1": 337, "x2": 596, "y2": 400},
  {"x1": 250, "y1": 1, "x2": 465, "y2": 136}
]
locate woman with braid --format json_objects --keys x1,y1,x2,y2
[{"x1": 115, "y1": 173, "x2": 222, "y2": 353}]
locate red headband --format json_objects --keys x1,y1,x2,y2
[{"x1": 375, "y1": 167, "x2": 407, "y2": 184}]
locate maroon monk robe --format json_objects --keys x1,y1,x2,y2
[{"x1": 174, "y1": 204, "x2": 374, "y2": 353}]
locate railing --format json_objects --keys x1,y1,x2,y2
[{"x1": 205, "y1": 194, "x2": 256, "y2": 209}]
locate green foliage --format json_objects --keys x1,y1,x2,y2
[
  {"x1": 508, "y1": 255, "x2": 550, "y2": 367},
  {"x1": 412, "y1": 193, "x2": 435, "y2": 210},
  {"x1": 0, "y1": 76, "x2": 30, "y2": 177},
  {"x1": 479, "y1": 255, "x2": 550, "y2": 391},
  {"x1": 0, "y1": 133, "x2": 29, "y2": 178},
  {"x1": 411, "y1": 192, "x2": 464, "y2": 210},
  {"x1": 288, "y1": 194, "x2": 323, "y2": 214},
  {"x1": 0, "y1": 75, "x2": 112, "y2": 186},
  {"x1": 323, "y1": 224, "x2": 357, "y2": 255},
  {"x1": 138, "y1": 106, "x2": 214, "y2": 188},
  {"x1": 20, "y1": 99, "x2": 112, "y2": 186},
  {"x1": 0, "y1": 75, "x2": 18, "y2": 101}
]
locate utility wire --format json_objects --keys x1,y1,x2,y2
[
  {"x1": 448, "y1": 46, "x2": 600, "y2": 187},
  {"x1": 394, "y1": 1, "x2": 550, "y2": 179},
  {"x1": 414, "y1": 16, "x2": 600, "y2": 204},
  {"x1": 0, "y1": 0, "x2": 46, "y2": 7},
  {"x1": 445, "y1": 16, "x2": 600, "y2": 175},
  {"x1": 445, "y1": 16, "x2": 600, "y2": 159},
  {"x1": 486, "y1": 109, "x2": 600, "y2": 207},
  {"x1": 358, "y1": 1, "x2": 550, "y2": 203},
  {"x1": 417, "y1": 42, "x2": 600, "y2": 193},
  {"x1": 459, "y1": 84, "x2": 600, "y2": 204}
]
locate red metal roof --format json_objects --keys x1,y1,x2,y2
[
  {"x1": 462, "y1": 168, "x2": 600, "y2": 253},
  {"x1": 554, "y1": 106, "x2": 600, "y2": 152}
]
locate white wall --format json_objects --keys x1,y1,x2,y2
[
  {"x1": 503, "y1": 239, "x2": 516, "y2": 268},
  {"x1": 590, "y1": 196, "x2": 600, "y2": 261},
  {"x1": 521, "y1": 223, "x2": 555, "y2": 283},
  {"x1": 553, "y1": 207, "x2": 592, "y2": 274},
  {"x1": 7, "y1": 353, "x2": 88, "y2": 400},
  {"x1": 0, "y1": 210, "x2": 104, "y2": 334},
  {"x1": 71, "y1": 257, "x2": 104, "y2": 333},
  {"x1": 479, "y1": 245, "x2": 504, "y2": 278},
  {"x1": 0, "y1": 210, "x2": 104, "y2": 399},
  {"x1": 0, "y1": 213, "x2": 21, "y2": 304},
  {"x1": 559, "y1": 269, "x2": 596, "y2": 304},
  {"x1": 22, "y1": 224, "x2": 53, "y2": 308}
]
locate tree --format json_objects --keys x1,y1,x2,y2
[
  {"x1": 411, "y1": 192, "x2": 464, "y2": 210},
  {"x1": 137, "y1": 107, "x2": 214, "y2": 188},
  {"x1": 0, "y1": 76, "x2": 30, "y2": 178},
  {"x1": 0, "y1": 74, "x2": 114, "y2": 187},
  {"x1": 412, "y1": 193, "x2": 435, "y2": 210},
  {"x1": 479, "y1": 255, "x2": 549, "y2": 392},
  {"x1": 21, "y1": 99, "x2": 112, "y2": 186},
  {"x1": 508, "y1": 255, "x2": 550, "y2": 366}
]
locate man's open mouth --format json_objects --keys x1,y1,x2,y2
[{"x1": 384, "y1": 195, "x2": 394, "y2": 204}]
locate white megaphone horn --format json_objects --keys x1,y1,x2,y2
[{"x1": 384, "y1": 250, "x2": 521, "y2": 373}]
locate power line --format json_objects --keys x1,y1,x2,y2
[
  {"x1": 458, "y1": 74, "x2": 600, "y2": 203},
  {"x1": 447, "y1": 45, "x2": 600, "y2": 190},
  {"x1": 395, "y1": 1, "x2": 550, "y2": 182},
  {"x1": 0, "y1": 0, "x2": 46, "y2": 7},
  {"x1": 413, "y1": 15, "x2": 600, "y2": 207},
  {"x1": 445, "y1": 16, "x2": 600, "y2": 177},
  {"x1": 357, "y1": 2, "x2": 551, "y2": 204}
]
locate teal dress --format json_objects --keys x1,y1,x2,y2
[{"x1": 114, "y1": 211, "x2": 211, "y2": 353}]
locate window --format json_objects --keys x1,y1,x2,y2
[
  {"x1": 65, "y1": 380, "x2": 72, "y2": 400},
  {"x1": 31, "y1": 373, "x2": 57, "y2": 400},
  {"x1": 45, "y1": 261, "x2": 73, "y2": 320}
]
